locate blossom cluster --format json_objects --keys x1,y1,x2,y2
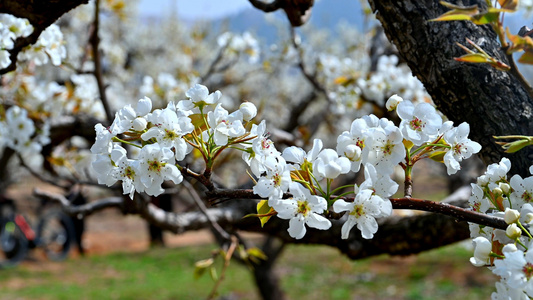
[
  {"x1": 91, "y1": 86, "x2": 481, "y2": 242},
  {"x1": 322, "y1": 55, "x2": 430, "y2": 114},
  {"x1": 467, "y1": 158, "x2": 533, "y2": 299},
  {"x1": 91, "y1": 84, "x2": 253, "y2": 198},
  {"x1": 0, "y1": 105, "x2": 50, "y2": 156},
  {"x1": 217, "y1": 31, "x2": 260, "y2": 64},
  {"x1": 0, "y1": 14, "x2": 33, "y2": 69},
  {"x1": 18, "y1": 24, "x2": 66, "y2": 67}
]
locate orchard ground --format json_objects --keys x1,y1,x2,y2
[{"x1": 0, "y1": 161, "x2": 498, "y2": 299}]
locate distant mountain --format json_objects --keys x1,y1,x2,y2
[{"x1": 218, "y1": 0, "x2": 370, "y2": 43}]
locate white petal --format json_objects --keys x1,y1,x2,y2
[{"x1": 288, "y1": 216, "x2": 306, "y2": 239}]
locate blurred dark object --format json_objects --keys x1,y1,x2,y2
[
  {"x1": 248, "y1": 0, "x2": 314, "y2": 27},
  {"x1": 148, "y1": 193, "x2": 173, "y2": 247}
]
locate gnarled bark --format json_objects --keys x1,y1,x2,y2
[{"x1": 368, "y1": 0, "x2": 533, "y2": 176}]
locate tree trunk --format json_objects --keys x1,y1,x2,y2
[
  {"x1": 252, "y1": 237, "x2": 286, "y2": 300},
  {"x1": 368, "y1": 0, "x2": 533, "y2": 176}
]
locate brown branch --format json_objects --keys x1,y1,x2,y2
[
  {"x1": 183, "y1": 180, "x2": 231, "y2": 241},
  {"x1": 391, "y1": 197, "x2": 508, "y2": 231},
  {"x1": 35, "y1": 184, "x2": 484, "y2": 260},
  {"x1": 290, "y1": 27, "x2": 331, "y2": 102},
  {"x1": 17, "y1": 154, "x2": 70, "y2": 190},
  {"x1": 33, "y1": 188, "x2": 123, "y2": 218},
  {"x1": 90, "y1": 0, "x2": 113, "y2": 122}
]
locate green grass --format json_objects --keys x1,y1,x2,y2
[{"x1": 0, "y1": 242, "x2": 496, "y2": 299}]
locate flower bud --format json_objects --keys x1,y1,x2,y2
[
  {"x1": 504, "y1": 208, "x2": 520, "y2": 224},
  {"x1": 502, "y1": 243, "x2": 518, "y2": 254},
  {"x1": 343, "y1": 144, "x2": 361, "y2": 161},
  {"x1": 506, "y1": 223, "x2": 522, "y2": 239},
  {"x1": 132, "y1": 118, "x2": 147, "y2": 131},
  {"x1": 469, "y1": 236, "x2": 491, "y2": 267},
  {"x1": 493, "y1": 187, "x2": 503, "y2": 196},
  {"x1": 477, "y1": 175, "x2": 488, "y2": 186},
  {"x1": 499, "y1": 182, "x2": 510, "y2": 194},
  {"x1": 386, "y1": 94, "x2": 403, "y2": 111},
  {"x1": 239, "y1": 102, "x2": 257, "y2": 121},
  {"x1": 525, "y1": 213, "x2": 533, "y2": 224}
]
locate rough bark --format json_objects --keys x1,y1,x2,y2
[{"x1": 368, "y1": 0, "x2": 533, "y2": 176}]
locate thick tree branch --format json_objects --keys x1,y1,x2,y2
[{"x1": 40, "y1": 184, "x2": 506, "y2": 260}]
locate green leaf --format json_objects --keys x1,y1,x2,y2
[
  {"x1": 431, "y1": 14, "x2": 473, "y2": 22},
  {"x1": 194, "y1": 258, "x2": 214, "y2": 279},
  {"x1": 247, "y1": 247, "x2": 268, "y2": 261},
  {"x1": 209, "y1": 266, "x2": 218, "y2": 281},
  {"x1": 428, "y1": 151, "x2": 446, "y2": 163},
  {"x1": 454, "y1": 53, "x2": 491, "y2": 63},
  {"x1": 257, "y1": 200, "x2": 274, "y2": 227},
  {"x1": 431, "y1": 1, "x2": 479, "y2": 22},
  {"x1": 471, "y1": 12, "x2": 500, "y2": 25}
]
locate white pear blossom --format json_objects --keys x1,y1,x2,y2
[
  {"x1": 333, "y1": 189, "x2": 387, "y2": 239},
  {"x1": 397, "y1": 101, "x2": 442, "y2": 145},
  {"x1": 493, "y1": 248, "x2": 533, "y2": 297},
  {"x1": 336, "y1": 118, "x2": 374, "y2": 172},
  {"x1": 359, "y1": 163, "x2": 398, "y2": 198},
  {"x1": 110, "y1": 145, "x2": 143, "y2": 199},
  {"x1": 114, "y1": 97, "x2": 153, "y2": 133},
  {"x1": 141, "y1": 107, "x2": 194, "y2": 161},
  {"x1": 283, "y1": 139, "x2": 323, "y2": 171},
  {"x1": 443, "y1": 122, "x2": 481, "y2": 175},
  {"x1": 271, "y1": 182, "x2": 331, "y2": 239},
  {"x1": 491, "y1": 280, "x2": 529, "y2": 300},
  {"x1": 506, "y1": 223, "x2": 522, "y2": 239},
  {"x1": 485, "y1": 158, "x2": 512, "y2": 189},
  {"x1": 138, "y1": 144, "x2": 182, "y2": 196},
  {"x1": 90, "y1": 123, "x2": 118, "y2": 155},
  {"x1": 385, "y1": 94, "x2": 403, "y2": 111},
  {"x1": 469, "y1": 184, "x2": 490, "y2": 213},
  {"x1": 242, "y1": 121, "x2": 279, "y2": 177},
  {"x1": 504, "y1": 208, "x2": 521, "y2": 224},
  {"x1": 367, "y1": 125, "x2": 405, "y2": 175},
  {"x1": 253, "y1": 156, "x2": 291, "y2": 203},
  {"x1": 4, "y1": 106, "x2": 35, "y2": 149},
  {"x1": 18, "y1": 24, "x2": 65, "y2": 66},
  {"x1": 92, "y1": 153, "x2": 117, "y2": 186},
  {"x1": 510, "y1": 174, "x2": 533, "y2": 209},
  {"x1": 313, "y1": 148, "x2": 351, "y2": 180},
  {"x1": 178, "y1": 84, "x2": 221, "y2": 111},
  {"x1": 206, "y1": 104, "x2": 246, "y2": 146}
]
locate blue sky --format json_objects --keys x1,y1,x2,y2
[{"x1": 138, "y1": 0, "x2": 250, "y2": 20}]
